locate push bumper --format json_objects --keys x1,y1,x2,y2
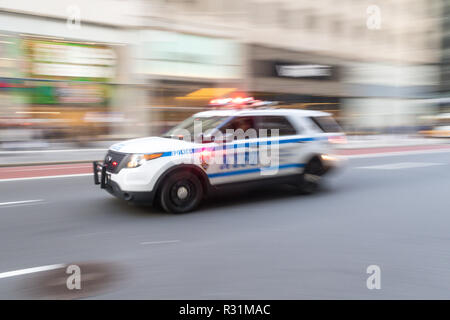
[
  {"x1": 93, "y1": 161, "x2": 107, "y2": 188},
  {"x1": 93, "y1": 161, "x2": 155, "y2": 204}
]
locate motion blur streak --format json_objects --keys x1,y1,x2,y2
[
  {"x1": 0, "y1": 0, "x2": 448, "y2": 151},
  {"x1": 0, "y1": 0, "x2": 449, "y2": 300}
]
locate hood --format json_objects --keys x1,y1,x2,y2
[{"x1": 109, "y1": 137, "x2": 199, "y2": 154}]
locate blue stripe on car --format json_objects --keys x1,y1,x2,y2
[
  {"x1": 159, "y1": 136, "x2": 325, "y2": 157},
  {"x1": 206, "y1": 163, "x2": 305, "y2": 178}
]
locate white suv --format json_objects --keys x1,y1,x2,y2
[{"x1": 94, "y1": 107, "x2": 345, "y2": 213}]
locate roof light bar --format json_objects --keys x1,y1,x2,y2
[{"x1": 208, "y1": 97, "x2": 278, "y2": 109}]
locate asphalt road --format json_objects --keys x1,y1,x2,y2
[{"x1": 0, "y1": 151, "x2": 449, "y2": 299}]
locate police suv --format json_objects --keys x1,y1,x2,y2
[{"x1": 93, "y1": 98, "x2": 345, "y2": 213}]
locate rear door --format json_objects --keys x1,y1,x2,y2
[{"x1": 254, "y1": 115, "x2": 303, "y2": 176}]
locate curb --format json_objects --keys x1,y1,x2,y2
[{"x1": 0, "y1": 160, "x2": 101, "y2": 168}]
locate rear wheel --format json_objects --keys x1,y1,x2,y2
[
  {"x1": 299, "y1": 158, "x2": 325, "y2": 194},
  {"x1": 159, "y1": 171, "x2": 203, "y2": 213}
]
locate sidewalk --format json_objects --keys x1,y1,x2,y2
[
  {"x1": 0, "y1": 140, "x2": 117, "y2": 166},
  {"x1": 0, "y1": 136, "x2": 449, "y2": 166}
]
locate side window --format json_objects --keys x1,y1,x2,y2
[
  {"x1": 219, "y1": 116, "x2": 257, "y2": 140},
  {"x1": 310, "y1": 116, "x2": 342, "y2": 133},
  {"x1": 256, "y1": 116, "x2": 297, "y2": 137}
]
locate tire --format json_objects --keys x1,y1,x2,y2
[
  {"x1": 159, "y1": 171, "x2": 203, "y2": 213},
  {"x1": 298, "y1": 157, "x2": 325, "y2": 194}
]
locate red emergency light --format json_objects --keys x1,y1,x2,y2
[{"x1": 209, "y1": 97, "x2": 257, "y2": 106}]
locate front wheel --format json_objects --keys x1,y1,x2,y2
[
  {"x1": 159, "y1": 171, "x2": 203, "y2": 213},
  {"x1": 298, "y1": 158, "x2": 325, "y2": 194}
]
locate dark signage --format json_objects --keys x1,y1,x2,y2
[{"x1": 275, "y1": 64, "x2": 331, "y2": 78}]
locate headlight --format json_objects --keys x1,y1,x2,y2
[
  {"x1": 321, "y1": 154, "x2": 339, "y2": 162},
  {"x1": 127, "y1": 153, "x2": 163, "y2": 168}
]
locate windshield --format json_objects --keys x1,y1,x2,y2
[{"x1": 164, "y1": 116, "x2": 229, "y2": 141}]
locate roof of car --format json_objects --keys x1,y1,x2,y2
[{"x1": 194, "y1": 108, "x2": 331, "y2": 118}]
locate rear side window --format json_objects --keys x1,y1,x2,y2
[
  {"x1": 219, "y1": 116, "x2": 257, "y2": 140},
  {"x1": 220, "y1": 116, "x2": 256, "y2": 133},
  {"x1": 256, "y1": 116, "x2": 297, "y2": 136},
  {"x1": 310, "y1": 116, "x2": 342, "y2": 133}
]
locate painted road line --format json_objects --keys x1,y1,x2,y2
[
  {"x1": 0, "y1": 264, "x2": 65, "y2": 279},
  {"x1": 357, "y1": 162, "x2": 445, "y2": 170},
  {"x1": 346, "y1": 148, "x2": 450, "y2": 159},
  {"x1": 0, "y1": 173, "x2": 92, "y2": 182},
  {"x1": 339, "y1": 144, "x2": 450, "y2": 156},
  {"x1": 0, "y1": 199, "x2": 43, "y2": 206},
  {"x1": 140, "y1": 240, "x2": 180, "y2": 245}
]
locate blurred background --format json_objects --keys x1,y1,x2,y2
[
  {"x1": 1, "y1": 0, "x2": 450, "y2": 300},
  {"x1": 0, "y1": 0, "x2": 448, "y2": 150}
]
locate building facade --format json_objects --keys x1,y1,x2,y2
[
  {"x1": 0, "y1": 0, "x2": 442, "y2": 142},
  {"x1": 143, "y1": 0, "x2": 441, "y2": 132}
]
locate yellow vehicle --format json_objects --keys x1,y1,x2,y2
[{"x1": 420, "y1": 113, "x2": 450, "y2": 138}]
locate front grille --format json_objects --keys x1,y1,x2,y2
[{"x1": 104, "y1": 150, "x2": 127, "y2": 173}]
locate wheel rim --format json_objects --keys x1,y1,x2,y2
[
  {"x1": 176, "y1": 186, "x2": 189, "y2": 200},
  {"x1": 169, "y1": 179, "x2": 196, "y2": 208}
]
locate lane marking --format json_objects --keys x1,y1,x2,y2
[
  {"x1": 0, "y1": 199, "x2": 43, "y2": 206},
  {"x1": 357, "y1": 162, "x2": 445, "y2": 170},
  {"x1": 346, "y1": 148, "x2": 450, "y2": 159},
  {"x1": 140, "y1": 240, "x2": 180, "y2": 245},
  {"x1": 0, "y1": 173, "x2": 91, "y2": 182},
  {"x1": 0, "y1": 264, "x2": 65, "y2": 279}
]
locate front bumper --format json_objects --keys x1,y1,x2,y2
[{"x1": 93, "y1": 161, "x2": 155, "y2": 204}]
